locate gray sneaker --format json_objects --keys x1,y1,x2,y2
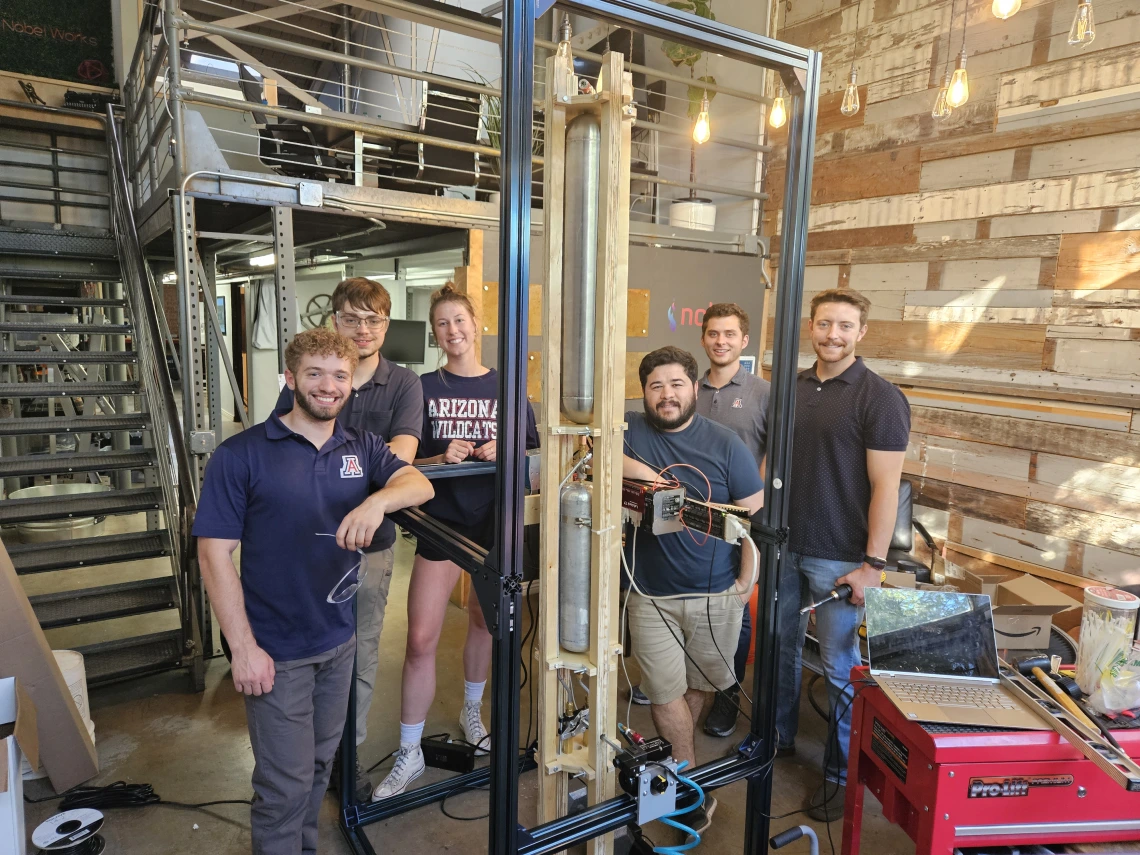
[
  {"x1": 687, "y1": 795, "x2": 717, "y2": 837},
  {"x1": 631, "y1": 685, "x2": 651, "y2": 705}
]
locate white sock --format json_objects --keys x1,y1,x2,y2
[
  {"x1": 463, "y1": 680, "x2": 486, "y2": 704},
  {"x1": 399, "y1": 720, "x2": 425, "y2": 749}
]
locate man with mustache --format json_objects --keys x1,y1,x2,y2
[
  {"x1": 195, "y1": 328, "x2": 434, "y2": 854},
  {"x1": 622, "y1": 346, "x2": 765, "y2": 835},
  {"x1": 783, "y1": 289, "x2": 910, "y2": 822}
]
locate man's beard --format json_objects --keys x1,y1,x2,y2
[
  {"x1": 295, "y1": 389, "x2": 345, "y2": 421},
  {"x1": 644, "y1": 396, "x2": 696, "y2": 431}
]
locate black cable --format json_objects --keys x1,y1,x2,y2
[
  {"x1": 524, "y1": 582, "x2": 539, "y2": 752},
  {"x1": 24, "y1": 781, "x2": 252, "y2": 812},
  {"x1": 439, "y1": 784, "x2": 489, "y2": 821}
]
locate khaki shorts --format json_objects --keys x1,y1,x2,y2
[{"x1": 627, "y1": 587, "x2": 745, "y2": 706}]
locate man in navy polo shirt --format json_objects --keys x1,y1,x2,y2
[
  {"x1": 195, "y1": 327, "x2": 433, "y2": 855},
  {"x1": 782, "y1": 289, "x2": 910, "y2": 822},
  {"x1": 276, "y1": 276, "x2": 423, "y2": 802}
]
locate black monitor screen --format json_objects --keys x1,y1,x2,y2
[
  {"x1": 379, "y1": 319, "x2": 427, "y2": 364},
  {"x1": 865, "y1": 588, "x2": 999, "y2": 680}
]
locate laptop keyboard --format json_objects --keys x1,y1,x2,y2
[{"x1": 891, "y1": 681, "x2": 1018, "y2": 710}]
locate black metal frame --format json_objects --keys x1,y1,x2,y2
[{"x1": 337, "y1": 1, "x2": 819, "y2": 852}]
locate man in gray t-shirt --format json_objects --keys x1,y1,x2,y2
[{"x1": 695, "y1": 303, "x2": 770, "y2": 739}]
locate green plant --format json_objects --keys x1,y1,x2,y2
[{"x1": 467, "y1": 69, "x2": 543, "y2": 178}]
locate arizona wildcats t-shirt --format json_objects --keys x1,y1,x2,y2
[{"x1": 419, "y1": 368, "x2": 538, "y2": 524}]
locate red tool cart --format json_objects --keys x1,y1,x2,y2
[{"x1": 842, "y1": 666, "x2": 1140, "y2": 855}]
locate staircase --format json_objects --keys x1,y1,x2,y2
[{"x1": 0, "y1": 110, "x2": 203, "y2": 688}]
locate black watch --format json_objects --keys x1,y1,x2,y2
[{"x1": 862, "y1": 554, "x2": 887, "y2": 571}]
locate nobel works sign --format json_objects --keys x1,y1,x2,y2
[{"x1": 0, "y1": 0, "x2": 115, "y2": 86}]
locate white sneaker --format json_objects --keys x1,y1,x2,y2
[
  {"x1": 461, "y1": 701, "x2": 491, "y2": 756},
  {"x1": 371, "y1": 745, "x2": 425, "y2": 801}
]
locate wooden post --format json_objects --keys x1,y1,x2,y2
[
  {"x1": 536, "y1": 49, "x2": 634, "y2": 855},
  {"x1": 453, "y1": 228, "x2": 485, "y2": 364}
]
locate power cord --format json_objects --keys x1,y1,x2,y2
[{"x1": 24, "y1": 781, "x2": 251, "y2": 812}]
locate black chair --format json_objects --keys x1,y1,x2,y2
[
  {"x1": 887, "y1": 479, "x2": 936, "y2": 583},
  {"x1": 382, "y1": 84, "x2": 482, "y2": 193}
]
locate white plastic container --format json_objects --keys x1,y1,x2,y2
[
  {"x1": 668, "y1": 198, "x2": 716, "y2": 232},
  {"x1": 1076, "y1": 586, "x2": 1140, "y2": 695}
]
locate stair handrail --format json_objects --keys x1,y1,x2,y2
[{"x1": 104, "y1": 106, "x2": 198, "y2": 540}]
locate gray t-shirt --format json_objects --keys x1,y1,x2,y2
[{"x1": 696, "y1": 364, "x2": 770, "y2": 470}]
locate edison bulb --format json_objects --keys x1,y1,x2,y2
[
  {"x1": 932, "y1": 72, "x2": 953, "y2": 119},
  {"x1": 991, "y1": 0, "x2": 1021, "y2": 18},
  {"x1": 840, "y1": 69, "x2": 860, "y2": 117},
  {"x1": 1068, "y1": 0, "x2": 1095, "y2": 45},
  {"x1": 693, "y1": 96, "x2": 711, "y2": 144},
  {"x1": 946, "y1": 51, "x2": 969, "y2": 108},
  {"x1": 768, "y1": 95, "x2": 787, "y2": 129}
]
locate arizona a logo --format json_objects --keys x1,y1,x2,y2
[
  {"x1": 340, "y1": 455, "x2": 364, "y2": 478},
  {"x1": 732, "y1": 398, "x2": 744, "y2": 409}
]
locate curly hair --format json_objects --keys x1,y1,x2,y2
[{"x1": 284, "y1": 327, "x2": 360, "y2": 375}]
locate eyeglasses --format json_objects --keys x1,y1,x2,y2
[
  {"x1": 315, "y1": 533, "x2": 370, "y2": 603},
  {"x1": 336, "y1": 312, "x2": 389, "y2": 331}
]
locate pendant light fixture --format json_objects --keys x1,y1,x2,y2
[
  {"x1": 769, "y1": 90, "x2": 787, "y2": 129},
  {"x1": 991, "y1": 0, "x2": 1022, "y2": 19},
  {"x1": 946, "y1": 0, "x2": 970, "y2": 109},
  {"x1": 693, "y1": 94, "x2": 711, "y2": 143},
  {"x1": 933, "y1": 0, "x2": 956, "y2": 119},
  {"x1": 840, "y1": 23, "x2": 860, "y2": 117},
  {"x1": 1068, "y1": 0, "x2": 1095, "y2": 45}
]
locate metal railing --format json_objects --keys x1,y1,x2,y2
[{"x1": 105, "y1": 104, "x2": 202, "y2": 670}]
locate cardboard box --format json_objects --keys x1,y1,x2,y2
[
  {"x1": 883, "y1": 570, "x2": 917, "y2": 589},
  {"x1": 1, "y1": 677, "x2": 39, "y2": 855},
  {"x1": 961, "y1": 571, "x2": 1082, "y2": 650},
  {"x1": 961, "y1": 567, "x2": 1020, "y2": 599},
  {"x1": 0, "y1": 537, "x2": 97, "y2": 792}
]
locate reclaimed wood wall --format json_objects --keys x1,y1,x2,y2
[{"x1": 764, "y1": 0, "x2": 1140, "y2": 588}]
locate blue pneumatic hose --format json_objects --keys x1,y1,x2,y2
[{"x1": 652, "y1": 761, "x2": 706, "y2": 855}]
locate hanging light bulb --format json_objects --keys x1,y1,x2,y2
[
  {"x1": 991, "y1": 0, "x2": 1021, "y2": 19},
  {"x1": 1068, "y1": 0, "x2": 1095, "y2": 45},
  {"x1": 693, "y1": 94, "x2": 711, "y2": 144},
  {"x1": 768, "y1": 94, "x2": 787, "y2": 129},
  {"x1": 946, "y1": 49, "x2": 970, "y2": 108},
  {"x1": 932, "y1": 71, "x2": 954, "y2": 119},
  {"x1": 840, "y1": 68, "x2": 860, "y2": 117}
]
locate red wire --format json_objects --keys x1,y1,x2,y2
[{"x1": 654, "y1": 462, "x2": 713, "y2": 546}]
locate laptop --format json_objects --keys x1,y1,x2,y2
[{"x1": 864, "y1": 588, "x2": 1043, "y2": 730}]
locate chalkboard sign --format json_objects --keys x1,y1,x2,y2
[{"x1": 0, "y1": 0, "x2": 116, "y2": 87}]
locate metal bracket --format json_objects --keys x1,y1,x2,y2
[
  {"x1": 189, "y1": 430, "x2": 216, "y2": 454},
  {"x1": 750, "y1": 522, "x2": 788, "y2": 547},
  {"x1": 299, "y1": 182, "x2": 323, "y2": 207},
  {"x1": 470, "y1": 569, "x2": 518, "y2": 638}
]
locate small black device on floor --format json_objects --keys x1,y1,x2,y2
[
  {"x1": 421, "y1": 736, "x2": 477, "y2": 773},
  {"x1": 32, "y1": 809, "x2": 107, "y2": 854}
]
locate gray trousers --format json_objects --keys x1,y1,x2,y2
[
  {"x1": 353, "y1": 546, "x2": 395, "y2": 745},
  {"x1": 244, "y1": 637, "x2": 355, "y2": 855}
]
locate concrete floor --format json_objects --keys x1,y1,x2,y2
[{"x1": 22, "y1": 534, "x2": 913, "y2": 854}]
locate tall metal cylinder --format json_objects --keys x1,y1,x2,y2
[
  {"x1": 560, "y1": 114, "x2": 600, "y2": 424},
  {"x1": 558, "y1": 481, "x2": 593, "y2": 653}
]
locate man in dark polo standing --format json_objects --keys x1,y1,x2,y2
[
  {"x1": 694, "y1": 302, "x2": 769, "y2": 738},
  {"x1": 277, "y1": 277, "x2": 422, "y2": 801},
  {"x1": 782, "y1": 288, "x2": 910, "y2": 821},
  {"x1": 197, "y1": 328, "x2": 434, "y2": 854}
]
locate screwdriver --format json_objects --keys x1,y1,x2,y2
[{"x1": 800, "y1": 584, "x2": 853, "y2": 615}]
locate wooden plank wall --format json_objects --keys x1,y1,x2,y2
[{"x1": 765, "y1": 0, "x2": 1140, "y2": 589}]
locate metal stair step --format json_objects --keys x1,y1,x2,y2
[
  {"x1": 6, "y1": 529, "x2": 170, "y2": 574},
  {"x1": 75, "y1": 630, "x2": 184, "y2": 686},
  {"x1": 0, "y1": 321, "x2": 131, "y2": 334},
  {"x1": 0, "y1": 413, "x2": 150, "y2": 437},
  {"x1": 0, "y1": 229, "x2": 117, "y2": 259},
  {"x1": 0, "y1": 486, "x2": 162, "y2": 524},
  {"x1": 30, "y1": 577, "x2": 177, "y2": 629},
  {"x1": 0, "y1": 449, "x2": 155, "y2": 478},
  {"x1": 0, "y1": 351, "x2": 137, "y2": 365},
  {"x1": 0, "y1": 295, "x2": 125, "y2": 308},
  {"x1": 0, "y1": 266, "x2": 121, "y2": 284},
  {"x1": 0, "y1": 380, "x2": 140, "y2": 397}
]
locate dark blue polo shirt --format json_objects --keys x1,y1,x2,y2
[
  {"x1": 623, "y1": 411, "x2": 763, "y2": 597},
  {"x1": 788, "y1": 357, "x2": 911, "y2": 562},
  {"x1": 192, "y1": 411, "x2": 409, "y2": 661},
  {"x1": 276, "y1": 355, "x2": 422, "y2": 552}
]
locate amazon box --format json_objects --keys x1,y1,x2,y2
[
  {"x1": 1, "y1": 677, "x2": 39, "y2": 855},
  {"x1": 0, "y1": 537, "x2": 97, "y2": 792},
  {"x1": 963, "y1": 571, "x2": 1081, "y2": 650}
]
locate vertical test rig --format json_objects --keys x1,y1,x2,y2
[{"x1": 536, "y1": 38, "x2": 635, "y2": 855}]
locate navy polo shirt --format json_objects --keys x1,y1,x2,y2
[
  {"x1": 788, "y1": 357, "x2": 911, "y2": 563},
  {"x1": 192, "y1": 410, "x2": 409, "y2": 661},
  {"x1": 623, "y1": 411, "x2": 763, "y2": 597},
  {"x1": 276, "y1": 355, "x2": 423, "y2": 553}
]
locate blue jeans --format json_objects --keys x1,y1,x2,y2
[{"x1": 776, "y1": 553, "x2": 863, "y2": 785}]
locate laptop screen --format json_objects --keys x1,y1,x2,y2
[{"x1": 865, "y1": 589, "x2": 1000, "y2": 680}]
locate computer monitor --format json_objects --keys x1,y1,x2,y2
[{"x1": 379, "y1": 319, "x2": 427, "y2": 364}]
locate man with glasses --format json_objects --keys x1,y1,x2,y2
[
  {"x1": 277, "y1": 277, "x2": 424, "y2": 802},
  {"x1": 197, "y1": 328, "x2": 433, "y2": 855}
]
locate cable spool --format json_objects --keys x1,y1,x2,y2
[{"x1": 32, "y1": 809, "x2": 107, "y2": 855}]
